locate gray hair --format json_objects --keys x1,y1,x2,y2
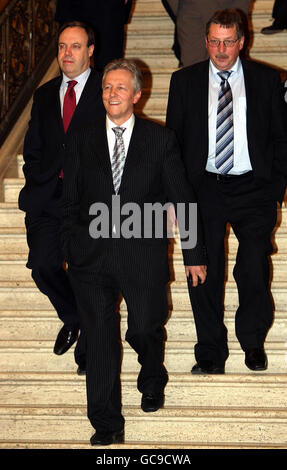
[{"x1": 102, "y1": 59, "x2": 143, "y2": 93}]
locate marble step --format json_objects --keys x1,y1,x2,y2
[
  {"x1": 0, "y1": 339, "x2": 286, "y2": 373},
  {"x1": 1, "y1": 406, "x2": 287, "y2": 448},
  {"x1": 0, "y1": 372, "x2": 286, "y2": 409},
  {"x1": 131, "y1": 0, "x2": 276, "y2": 21},
  {"x1": 0, "y1": 204, "x2": 287, "y2": 233},
  {"x1": 125, "y1": 50, "x2": 178, "y2": 71},
  {"x1": 1, "y1": 313, "x2": 287, "y2": 343},
  {"x1": 125, "y1": 34, "x2": 287, "y2": 56},
  {"x1": 0, "y1": 204, "x2": 25, "y2": 227},
  {"x1": 0, "y1": 254, "x2": 287, "y2": 281},
  {"x1": 0, "y1": 225, "x2": 287, "y2": 262},
  {"x1": 1, "y1": 281, "x2": 287, "y2": 311}
]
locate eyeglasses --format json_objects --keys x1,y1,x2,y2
[{"x1": 207, "y1": 38, "x2": 239, "y2": 48}]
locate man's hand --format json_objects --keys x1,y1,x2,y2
[{"x1": 185, "y1": 265, "x2": 207, "y2": 287}]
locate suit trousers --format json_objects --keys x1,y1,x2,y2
[
  {"x1": 272, "y1": 0, "x2": 287, "y2": 23},
  {"x1": 188, "y1": 172, "x2": 277, "y2": 367},
  {"x1": 166, "y1": 0, "x2": 251, "y2": 67},
  {"x1": 68, "y1": 240, "x2": 169, "y2": 433},
  {"x1": 25, "y1": 202, "x2": 85, "y2": 365}
]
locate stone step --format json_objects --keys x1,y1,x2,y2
[
  {"x1": 132, "y1": 0, "x2": 169, "y2": 17},
  {"x1": 1, "y1": 406, "x2": 287, "y2": 448},
  {"x1": 0, "y1": 340, "x2": 285, "y2": 373},
  {"x1": 1, "y1": 307, "x2": 286, "y2": 319},
  {"x1": 2, "y1": 178, "x2": 24, "y2": 202},
  {"x1": 126, "y1": 50, "x2": 178, "y2": 71},
  {"x1": 0, "y1": 204, "x2": 25, "y2": 227},
  {"x1": 1, "y1": 314, "x2": 286, "y2": 343},
  {"x1": 131, "y1": 0, "x2": 275, "y2": 21},
  {"x1": 0, "y1": 254, "x2": 287, "y2": 282},
  {"x1": 1, "y1": 235, "x2": 287, "y2": 259},
  {"x1": 170, "y1": 282, "x2": 287, "y2": 311},
  {"x1": 1, "y1": 282, "x2": 287, "y2": 311},
  {"x1": 126, "y1": 35, "x2": 287, "y2": 56},
  {"x1": 0, "y1": 372, "x2": 286, "y2": 409},
  {"x1": 0, "y1": 207, "x2": 287, "y2": 241}
]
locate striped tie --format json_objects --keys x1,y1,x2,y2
[
  {"x1": 215, "y1": 71, "x2": 234, "y2": 174},
  {"x1": 112, "y1": 127, "x2": 126, "y2": 194}
]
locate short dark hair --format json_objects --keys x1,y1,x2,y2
[
  {"x1": 58, "y1": 21, "x2": 95, "y2": 47},
  {"x1": 206, "y1": 9, "x2": 245, "y2": 39},
  {"x1": 103, "y1": 59, "x2": 143, "y2": 93}
]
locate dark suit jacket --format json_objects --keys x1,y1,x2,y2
[
  {"x1": 272, "y1": 0, "x2": 287, "y2": 21},
  {"x1": 60, "y1": 116, "x2": 207, "y2": 286},
  {"x1": 18, "y1": 68, "x2": 105, "y2": 216},
  {"x1": 166, "y1": 59, "x2": 287, "y2": 202}
]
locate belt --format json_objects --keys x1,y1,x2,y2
[{"x1": 205, "y1": 171, "x2": 253, "y2": 181}]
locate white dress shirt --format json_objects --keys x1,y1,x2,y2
[
  {"x1": 106, "y1": 113, "x2": 135, "y2": 163},
  {"x1": 206, "y1": 58, "x2": 252, "y2": 175},
  {"x1": 59, "y1": 67, "x2": 91, "y2": 116},
  {"x1": 106, "y1": 113, "x2": 135, "y2": 234}
]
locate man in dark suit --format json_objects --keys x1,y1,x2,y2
[
  {"x1": 60, "y1": 58, "x2": 207, "y2": 445},
  {"x1": 55, "y1": 0, "x2": 133, "y2": 72},
  {"x1": 18, "y1": 22, "x2": 105, "y2": 369},
  {"x1": 166, "y1": 9, "x2": 287, "y2": 374}
]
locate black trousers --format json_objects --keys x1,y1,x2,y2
[
  {"x1": 273, "y1": 0, "x2": 287, "y2": 23},
  {"x1": 25, "y1": 207, "x2": 85, "y2": 365},
  {"x1": 188, "y1": 172, "x2": 277, "y2": 367},
  {"x1": 68, "y1": 242, "x2": 169, "y2": 433}
]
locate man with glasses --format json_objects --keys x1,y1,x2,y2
[{"x1": 166, "y1": 9, "x2": 287, "y2": 374}]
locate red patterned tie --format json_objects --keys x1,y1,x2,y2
[
  {"x1": 60, "y1": 80, "x2": 77, "y2": 178},
  {"x1": 63, "y1": 80, "x2": 77, "y2": 132}
]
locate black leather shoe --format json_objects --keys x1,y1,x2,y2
[
  {"x1": 261, "y1": 21, "x2": 286, "y2": 34},
  {"x1": 53, "y1": 326, "x2": 79, "y2": 355},
  {"x1": 191, "y1": 360, "x2": 225, "y2": 374},
  {"x1": 90, "y1": 429, "x2": 124, "y2": 446},
  {"x1": 141, "y1": 393, "x2": 164, "y2": 412},
  {"x1": 245, "y1": 348, "x2": 267, "y2": 371}
]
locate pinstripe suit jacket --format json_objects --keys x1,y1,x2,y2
[{"x1": 60, "y1": 115, "x2": 206, "y2": 285}]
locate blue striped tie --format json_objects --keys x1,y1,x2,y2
[{"x1": 215, "y1": 71, "x2": 234, "y2": 174}]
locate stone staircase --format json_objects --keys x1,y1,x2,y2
[{"x1": 0, "y1": 0, "x2": 287, "y2": 449}]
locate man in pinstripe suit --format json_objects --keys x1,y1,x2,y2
[{"x1": 61, "y1": 59, "x2": 207, "y2": 445}]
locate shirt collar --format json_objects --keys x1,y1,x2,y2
[
  {"x1": 61, "y1": 67, "x2": 91, "y2": 87},
  {"x1": 106, "y1": 113, "x2": 135, "y2": 132},
  {"x1": 209, "y1": 57, "x2": 241, "y2": 80}
]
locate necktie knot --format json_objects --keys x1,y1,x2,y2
[
  {"x1": 67, "y1": 80, "x2": 77, "y2": 89},
  {"x1": 62, "y1": 80, "x2": 77, "y2": 134},
  {"x1": 218, "y1": 71, "x2": 232, "y2": 84},
  {"x1": 112, "y1": 127, "x2": 126, "y2": 138}
]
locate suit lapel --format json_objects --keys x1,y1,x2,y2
[
  {"x1": 92, "y1": 117, "x2": 113, "y2": 178},
  {"x1": 119, "y1": 117, "x2": 146, "y2": 193},
  {"x1": 200, "y1": 61, "x2": 209, "y2": 157},
  {"x1": 68, "y1": 69, "x2": 102, "y2": 133},
  {"x1": 241, "y1": 59, "x2": 254, "y2": 141},
  {"x1": 47, "y1": 76, "x2": 64, "y2": 136}
]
